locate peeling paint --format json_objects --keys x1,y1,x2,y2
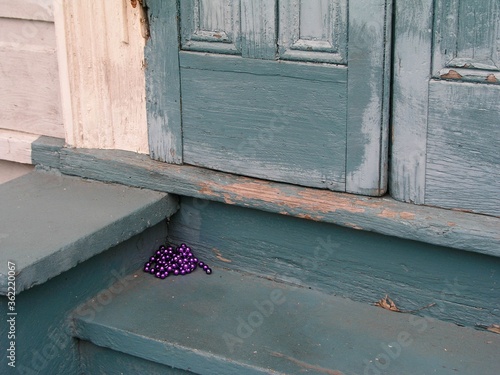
[
  {"x1": 400, "y1": 212, "x2": 416, "y2": 220},
  {"x1": 378, "y1": 209, "x2": 398, "y2": 219},
  {"x1": 486, "y1": 74, "x2": 497, "y2": 83},
  {"x1": 440, "y1": 70, "x2": 462, "y2": 80}
]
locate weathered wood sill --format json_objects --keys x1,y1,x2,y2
[{"x1": 32, "y1": 137, "x2": 500, "y2": 258}]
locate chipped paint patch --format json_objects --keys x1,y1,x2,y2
[
  {"x1": 378, "y1": 209, "x2": 398, "y2": 219},
  {"x1": 399, "y1": 212, "x2": 416, "y2": 220},
  {"x1": 440, "y1": 70, "x2": 462, "y2": 80}
]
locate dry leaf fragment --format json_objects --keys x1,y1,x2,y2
[
  {"x1": 374, "y1": 294, "x2": 436, "y2": 313},
  {"x1": 374, "y1": 295, "x2": 401, "y2": 312},
  {"x1": 487, "y1": 324, "x2": 500, "y2": 334}
]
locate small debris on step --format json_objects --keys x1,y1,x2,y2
[{"x1": 374, "y1": 294, "x2": 435, "y2": 313}]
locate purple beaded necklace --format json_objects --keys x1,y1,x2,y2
[{"x1": 143, "y1": 243, "x2": 212, "y2": 279}]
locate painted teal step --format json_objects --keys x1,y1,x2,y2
[
  {"x1": 72, "y1": 267, "x2": 500, "y2": 375},
  {"x1": 0, "y1": 170, "x2": 178, "y2": 373},
  {"x1": 0, "y1": 170, "x2": 177, "y2": 294}
]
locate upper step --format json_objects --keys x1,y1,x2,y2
[
  {"x1": 72, "y1": 266, "x2": 500, "y2": 375},
  {"x1": 0, "y1": 170, "x2": 177, "y2": 294}
]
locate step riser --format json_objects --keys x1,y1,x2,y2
[
  {"x1": 168, "y1": 197, "x2": 500, "y2": 328},
  {"x1": 79, "y1": 341, "x2": 195, "y2": 375}
]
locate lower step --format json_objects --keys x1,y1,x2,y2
[{"x1": 72, "y1": 267, "x2": 500, "y2": 375}]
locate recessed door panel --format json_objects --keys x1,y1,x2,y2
[{"x1": 147, "y1": 0, "x2": 391, "y2": 195}]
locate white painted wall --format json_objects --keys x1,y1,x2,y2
[
  {"x1": 55, "y1": 0, "x2": 149, "y2": 154},
  {"x1": 0, "y1": 0, "x2": 63, "y2": 163}
]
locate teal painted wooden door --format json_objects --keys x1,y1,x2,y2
[
  {"x1": 146, "y1": 0, "x2": 392, "y2": 196},
  {"x1": 392, "y1": 0, "x2": 500, "y2": 216}
]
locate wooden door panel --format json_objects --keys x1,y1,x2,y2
[
  {"x1": 181, "y1": 53, "x2": 347, "y2": 190},
  {"x1": 392, "y1": 0, "x2": 500, "y2": 216},
  {"x1": 146, "y1": 0, "x2": 391, "y2": 195},
  {"x1": 180, "y1": 0, "x2": 241, "y2": 55},
  {"x1": 426, "y1": 81, "x2": 500, "y2": 217}
]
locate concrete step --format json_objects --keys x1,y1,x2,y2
[{"x1": 72, "y1": 266, "x2": 500, "y2": 375}]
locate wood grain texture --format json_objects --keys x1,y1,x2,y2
[
  {"x1": 345, "y1": 0, "x2": 391, "y2": 196},
  {"x1": 0, "y1": 129, "x2": 40, "y2": 164},
  {"x1": 425, "y1": 81, "x2": 500, "y2": 217},
  {"x1": 48, "y1": 147, "x2": 500, "y2": 257},
  {"x1": 391, "y1": 0, "x2": 434, "y2": 203},
  {"x1": 31, "y1": 135, "x2": 65, "y2": 169},
  {"x1": 0, "y1": 0, "x2": 53, "y2": 22},
  {"x1": 146, "y1": 0, "x2": 183, "y2": 162},
  {"x1": 240, "y1": 0, "x2": 276, "y2": 59},
  {"x1": 181, "y1": 56, "x2": 347, "y2": 190},
  {"x1": 60, "y1": 0, "x2": 148, "y2": 153},
  {"x1": 433, "y1": 0, "x2": 499, "y2": 74},
  {"x1": 0, "y1": 17, "x2": 64, "y2": 138},
  {"x1": 168, "y1": 198, "x2": 500, "y2": 328}
]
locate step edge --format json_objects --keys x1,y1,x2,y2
[
  {"x1": 73, "y1": 318, "x2": 286, "y2": 375},
  {"x1": 0, "y1": 172, "x2": 178, "y2": 295}
]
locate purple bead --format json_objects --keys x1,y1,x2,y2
[
  {"x1": 193, "y1": 257, "x2": 198, "y2": 263},
  {"x1": 198, "y1": 261, "x2": 205, "y2": 267},
  {"x1": 203, "y1": 265, "x2": 209, "y2": 271},
  {"x1": 149, "y1": 268, "x2": 156, "y2": 274},
  {"x1": 159, "y1": 266, "x2": 165, "y2": 272},
  {"x1": 167, "y1": 266, "x2": 173, "y2": 272},
  {"x1": 160, "y1": 273, "x2": 167, "y2": 279},
  {"x1": 174, "y1": 270, "x2": 179, "y2": 276},
  {"x1": 205, "y1": 268, "x2": 212, "y2": 275},
  {"x1": 150, "y1": 256, "x2": 156, "y2": 262},
  {"x1": 155, "y1": 271, "x2": 162, "y2": 278},
  {"x1": 180, "y1": 270, "x2": 186, "y2": 275},
  {"x1": 181, "y1": 243, "x2": 187, "y2": 248},
  {"x1": 143, "y1": 267, "x2": 149, "y2": 272},
  {"x1": 155, "y1": 250, "x2": 161, "y2": 256},
  {"x1": 145, "y1": 262, "x2": 151, "y2": 267}
]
